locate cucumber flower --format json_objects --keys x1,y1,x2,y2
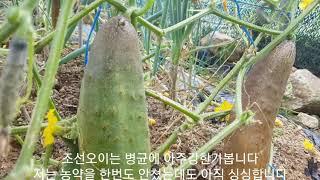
[
  {"x1": 214, "y1": 100, "x2": 233, "y2": 122},
  {"x1": 299, "y1": 0, "x2": 314, "y2": 10},
  {"x1": 42, "y1": 109, "x2": 58, "y2": 147}
]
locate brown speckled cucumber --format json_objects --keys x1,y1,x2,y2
[
  {"x1": 222, "y1": 40, "x2": 296, "y2": 178},
  {"x1": 77, "y1": 16, "x2": 151, "y2": 179}
]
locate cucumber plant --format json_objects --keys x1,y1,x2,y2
[{"x1": 0, "y1": 0, "x2": 318, "y2": 179}]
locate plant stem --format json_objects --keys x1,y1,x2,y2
[
  {"x1": 142, "y1": 52, "x2": 156, "y2": 62},
  {"x1": 0, "y1": 16, "x2": 21, "y2": 43},
  {"x1": 21, "y1": 0, "x2": 39, "y2": 10},
  {"x1": 152, "y1": 0, "x2": 169, "y2": 74},
  {"x1": 129, "y1": 0, "x2": 136, "y2": 7},
  {"x1": 164, "y1": 7, "x2": 281, "y2": 35},
  {"x1": 14, "y1": 131, "x2": 62, "y2": 167},
  {"x1": 210, "y1": 8, "x2": 282, "y2": 35},
  {"x1": 136, "y1": 16, "x2": 164, "y2": 36},
  {"x1": 0, "y1": 0, "x2": 39, "y2": 42},
  {"x1": 200, "y1": 110, "x2": 230, "y2": 120},
  {"x1": 133, "y1": 0, "x2": 155, "y2": 16},
  {"x1": 48, "y1": 158, "x2": 61, "y2": 167},
  {"x1": 32, "y1": 64, "x2": 62, "y2": 121},
  {"x1": 19, "y1": 33, "x2": 35, "y2": 105},
  {"x1": 59, "y1": 43, "x2": 92, "y2": 65},
  {"x1": 104, "y1": 0, "x2": 165, "y2": 36},
  {"x1": 9, "y1": 116, "x2": 76, "y2": 135},
  {"x1": 235, "y1": 66, "x2": 247, "y2": 117},
  {"x1": 175, "y1": 114, "x2": 253, "y2": 173},
  {"x1": 14, "y1": 135, "x2": 24, "y2": 145},
  {"x1": 164, "y1": 8, "x2": 213, "y2": 34},
  {"x1": 42, "y1": 144, "x2": 53, "y2": 168},
  {"x1": 7, "y1": 1, "x2": 75, "y2": 178},
  {"x1": 144, "y1": 10, "x2": 162, "y2": 23},
  {"x1": 146, "y1": 89, "x2": 201, "y2": 121},
  {"x1": 0, "y1": 48, "x2": 9, "y2": 55}
]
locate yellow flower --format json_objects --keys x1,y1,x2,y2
[
  {"x1": 43, "y1": 128, "x2": 55, "y2": 146},
  {"x1": 303, "y1": 139, "x2": 315, "y2": 153},
  {"x1": 163, "y1": 150, "x2": 171, "y2": 160},
  {"x1": 43, "y1": 109, "x2": 58, "y2": 147},
  {"x1": 148, "y1": 118, "x2": 157, "y2": 126},
  {"x1": 299, "y1": 0, "x2": 314, "y2": 10},
  {"x1": 274, "y1": 118, "x2": 284, "y2": 128},
  {"x1": 214, "y1": 100, "x2": 233, "y2": 122},
  {"x1": 46, "y1": 109, "x2": 58, "y2": 123}
]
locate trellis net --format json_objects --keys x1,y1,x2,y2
[
  {"x1": 196, "y1": 0, "x2": 320, "y2": 76},
  {"x1": 295, "y1": 7, "x2": 320, "y2": 76}
]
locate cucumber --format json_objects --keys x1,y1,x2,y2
[
  {"x1": 0, "y1": 38, "x2": 27, "y2": 156},
  {"x1": 222, "y1": 40, "x2": 296, "y2": 178},
  {"x1": 77, "y1": 16, "x2": 151, "y2": 179}
]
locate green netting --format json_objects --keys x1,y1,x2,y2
[
  {"x1": 196, "y1": 0, "x2": 319, "y2": 76},
  {"x1": 295, "y1": 7, "x2": 320, "y2": 76}
]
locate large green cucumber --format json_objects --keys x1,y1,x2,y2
[{"x1": 77, "y1": 16, "x2": 151, "y2": 179}]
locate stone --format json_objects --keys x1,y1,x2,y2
[
  {"x1": 200, "y1": 32, "x2": 244, "y2": 63},
  {"x1": 200, "y1": 32, "x2": 234, "y2": 49},
  {"x1": 283, "y1": 69, "x2": 320, "y2": 115},
  {"x1": 297, "y1": 113, "x2": 319, "y2": 129}
]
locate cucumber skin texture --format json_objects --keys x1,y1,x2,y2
[
  {"x1": 77, "y1": 16, "x2": 151, "y2": 178},
  {"x1": 222, "y1": 41, "x2": 296, "y2": 178}
]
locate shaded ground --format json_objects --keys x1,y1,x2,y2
[{"x1": 0, "y1": 47, "x2": 314, "y2": 179}]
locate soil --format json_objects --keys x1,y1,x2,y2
[{"x1": 0, "y1": 47, "x2": 315, "y2": 179}]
